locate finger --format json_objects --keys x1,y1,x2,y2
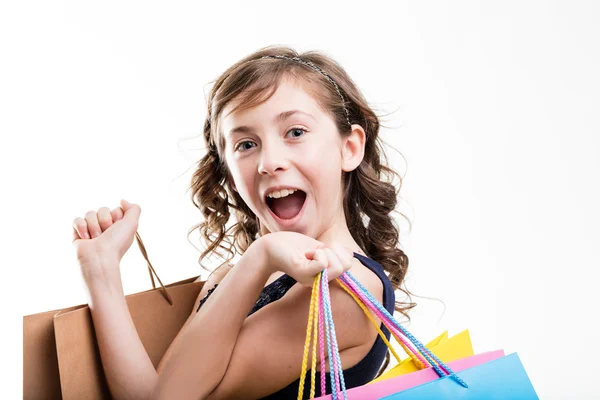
[
  {"x1": 84, "y1": 210, "x2": 102, "y2": 239},
  {"x1": 72, "y1": 217, "x2": 89, "y2": 241},
  {"x1": 329, "y1": 243, "x2": 354, "y2": 274},
  {"x1": 303, "y1": 248, "x2": 328, "y2": 286},
  {"x1": 304, "y1": 241, "x2": 326, "y2": 259},
  {"x1": 322, "y1": 248, "x2": 344, "y2": 282},
  {"x1": 97, "y1": 207, "x2": 113, "y2": 232},
  {"x1": 304, "y1": 248, "x2": 318, "y2": 259},
  {"x1": 110, "y1": 206, "x2": 124, "y2": 222}
]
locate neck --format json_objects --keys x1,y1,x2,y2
[{"x1": 315, "y1": 226, "x2": 366, "y2": 257}]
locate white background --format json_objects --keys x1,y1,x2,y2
[{"x1": 2, "y1": 1, "x2": 599, "y2": 398}]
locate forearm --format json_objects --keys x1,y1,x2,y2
[
  {"x1": 151, "y1": 240, "x2": 270, "y2": 399},
  {"x1": 85, "y1": 266, "x2": 158, "y2": 400}
]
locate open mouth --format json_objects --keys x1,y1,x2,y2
[{"x1": 266, "y1": 190, "x2": 307, "y2": 220}]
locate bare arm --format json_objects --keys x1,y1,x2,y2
[
  {"x1": 86, "y1": 258, "x2": 231, "y2": 399},
  {"x1": 85, "y1": 267, "x2": 158, "y2": 400},
  {"x1": 156, "y1": 264, "x2": 232, "y2": 374},
  {"x1": 204, "y1": 261, "x2": 383, "y2": 398},
  {"x1": 150, "y1": 241, "x2": 272, "y2": 399},
  {"x1": 86, "y1": 238, "x2": 381, "y2": 400},
  {"x1": 151, "y1": 241, "x2": 383, "y2": 399}
]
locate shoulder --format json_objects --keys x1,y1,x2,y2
[
  {"x1": 202, "y1": 257, "x2": 386, "y2": 398},
  {"x1": 285, "y1": 255, "x2": 384, "y2": 348},
  {"x1": 341, "y1": 256, "x2": 385, "y2": 306},
  {"x1": 329, "y1": 256, "x2": 385, "y2": 348}
]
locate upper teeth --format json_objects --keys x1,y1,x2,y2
[{"x1": 267, "y1": 189, "x2": 297, "y2": 199}]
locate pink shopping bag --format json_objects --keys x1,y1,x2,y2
[{"x1": 313, "y1": 350, "x2": 504, "y2": 400}]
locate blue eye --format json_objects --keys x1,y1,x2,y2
[
  {"x1": 287, "y1": 127, "x2": 307, "y2": 138},
  {"x1": 234, "y1": 141, "x2": 256, "y2": 152},
  {"x1": 234, "y1": 127, "x2": 307, "y2": 153}
]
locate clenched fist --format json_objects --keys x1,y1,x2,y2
[
  {"x1": 259, "y1": 231, "x2": 355, "y2": 287},
  {"x1": 72, "y1": 199, "x2": 141, "y2": 282}
]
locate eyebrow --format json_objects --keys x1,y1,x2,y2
[{"x1": 226, "y1": 110, "x2": 316, "y2": 139}]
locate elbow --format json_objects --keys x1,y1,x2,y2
[
  {"x1": 149, "y1": 368, "x2": 229, "y2": 400},
  {"x1": 109, "y1": 373, "x2": 158, "y2": 400}
]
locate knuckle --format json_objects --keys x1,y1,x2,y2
[
  {"x1": 74, "y1": 224, "x2": 87, "y2": 234},
  {"x1": 73, "y1": 217, "x2": 85, "y2": 226},
  {"x1": 97, "y1": 208, "x2": 114, "y2": 228},
  {"x1": 85, "y1": 210, "x2": 96, "y2": 218},
  {"x1": 98, "y1": 215, "x2": 112, "y2": 225}
]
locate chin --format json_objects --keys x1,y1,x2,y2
[{"x1": 267, "y1": 224, "x2": 309, "y2": 236}]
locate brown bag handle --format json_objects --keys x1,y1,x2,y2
[{"x1": 133, "y1": 231, "x2": 173, "y2": 305}]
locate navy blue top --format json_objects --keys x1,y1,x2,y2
[{"x1": 196, "y1": 252, "x2": 396, "y2": 399}]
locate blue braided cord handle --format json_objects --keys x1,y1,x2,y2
[
  {"x1": 321, "y1": 269, "x2": 348, "y2": 400},
  {"x1": 342, "y1": 271, "x2": 469, "y2": 389},
  {"x1": 339, "y1": 273, "x2": 446, "y2": 378}
]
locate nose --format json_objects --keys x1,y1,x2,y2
[{"x1": 257, "y1": 140, "x2": 289, "y2": 176}]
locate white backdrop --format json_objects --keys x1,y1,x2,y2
[{"x1": 3, "y1": 1, "x2": 599, "y2": 398}]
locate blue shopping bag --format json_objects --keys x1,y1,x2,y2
[{"x1": 380, "y1": 352, "x2": 538, "y2": 399}]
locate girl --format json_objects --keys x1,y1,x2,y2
[{"x1": 72, "y1": 45, "x2": 413, "y2": 399}]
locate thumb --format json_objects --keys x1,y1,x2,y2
[
  {"x1": 120, "y1": 199, "x2": 138, "y2": 211},
  {"x1": 304, "y1": 242, "x2": 326, "y2": 259},
  {"x1": 101, "y1": 199, "x2": 141, "y2": 246},
  {"x1": 119, "y1": 198, "x2": 141, "y2": 228},
  {"x1": 305, "y1": 248, "x2": 328, "y2": 276}
]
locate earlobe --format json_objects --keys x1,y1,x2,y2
[{"x1": 342, "y1": 124, "x2": 366, "y2": 172}]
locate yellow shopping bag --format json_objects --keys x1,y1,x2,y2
[{"x1": 370, "y1": 329, "x2": 474, "y2": 383}]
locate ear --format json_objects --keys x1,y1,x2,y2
[{"x1": 341, "y1": 124, "x2": 366, "y2": 172}]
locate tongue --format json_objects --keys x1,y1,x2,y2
[{"x1": 270, "y1": 191, "x2": 305, "y2": 220}]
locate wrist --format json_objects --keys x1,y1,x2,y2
[
  {"x1": 80, "y1": 260, "x2": 124, "y2": 297},
  {"x1": 246, "y1": 237, "x2": 272, "y2": 278}
]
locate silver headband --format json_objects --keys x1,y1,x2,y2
[{"x1": 260, "y1": 55, "x2": 352, "y2": 127}]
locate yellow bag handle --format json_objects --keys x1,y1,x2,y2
[
  {"x1": 298, "y1": 274, "x2": 428, "y2": 399},
  {"x1": 337, "y1": 279, "x2": 427, "y2": 369}
]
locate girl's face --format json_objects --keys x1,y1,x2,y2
[{"x1": 220, "y1": 78, "x2": 361, "y2": 239}]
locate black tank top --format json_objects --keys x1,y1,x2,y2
[{"x1": 196, "y1": 253, "x2": 396, "y2": 399}]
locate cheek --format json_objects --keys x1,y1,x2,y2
[
  {"x1": 305, "y1": 138, "x2": 339, "y2": 165},
  {"x1": 305, "y1": 154, "x2": 343, "y2": 199},
  {"x1": 310, "y1": 141, "x2": 343, "y2": 173},
  {"x1": 226, "y1": 165, "x2": 247, "y2": 195},
  {"x1": 232, "y1": 167, "x2": 261, "y2": 205}
]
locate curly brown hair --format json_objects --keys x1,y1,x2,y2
[{"x1": 187, "y1": 45, "x2": 415, "y2": 326}]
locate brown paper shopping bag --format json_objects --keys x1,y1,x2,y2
[{"x1": 23, "y1": 232, "x2": 205, "y2": 400}]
